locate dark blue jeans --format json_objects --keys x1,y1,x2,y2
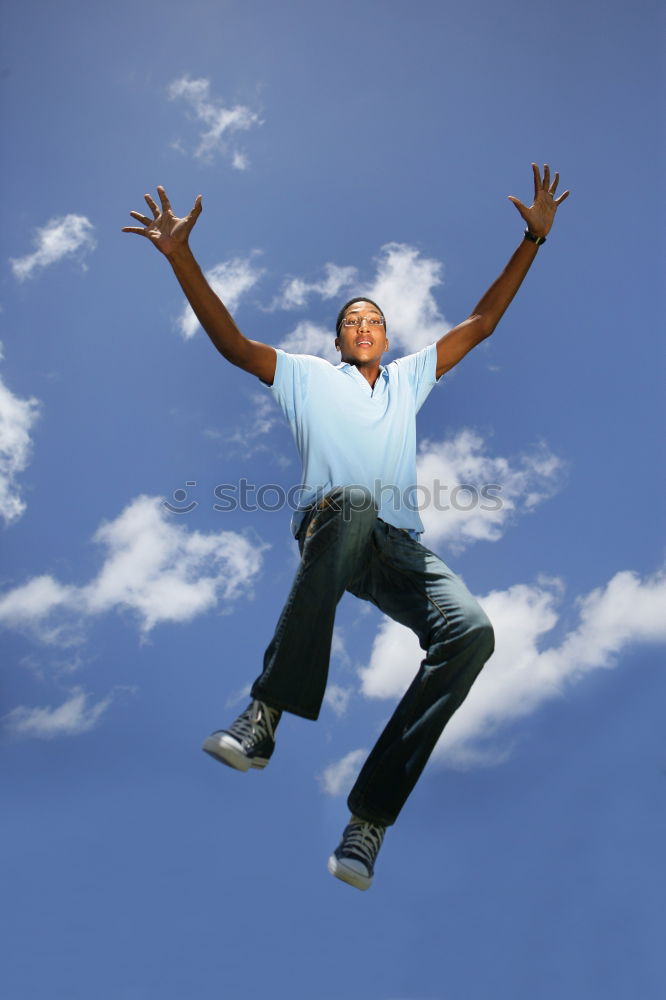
[{"x1": 251, "y1": 486, "x2": 494, "y2": 826}]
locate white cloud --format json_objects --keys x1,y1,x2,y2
[
  {"x1": 3, "y1": 687, "x2": 114, "y2": 739},
  {"x1": 178, "y1": 255, "x2": 264, "y2": 338},
  {"x1": 0, "y1": 495, "x2": 266, "y2": 641},
  {"x1": 232, "y1": 151, "x2": 249, "y2": 171},
  {"x1": 223, "y1": 392, "x2": 279, "y2": 454},
  {"x1": 224, "y1": 683, "x2": 252, "y2": 709},
  {"x1": 272, "y1": 263, "x2": 358, "y2": 310},
  {"x1": 415, "y1": 430, "x2": 565, "y2": 552},
  {"x1": 331, "y1": 627, "x2": 351, "y2": 666},
  {"x1": 318, "y1": 748, "x2": 367, "y2": 796},
  {"x1": 278, "y1": 321, "x2": 339, "y2": 363},
  {"x1": 359, "y1": 568, "x2": 666, "y2": 767},
  {"x1": 84, "y1": 496, "x2": 266, "y2": 631},
  {"x1": 168, "y1": 75, "x2": 261, "y2": 166},
  {"x1": 0, "y1": 575, "x2": 77, "y2": 624},
  {"x1": 366, "y1": 242, "x2": 451, "y2": 352},
  {"x1": 0, "y1": 363, "x2": 41, "y2": 523},
  {"x1": 10, "y1": 214, "x2": 96, "y2": 281},
  {"x1": 324, "y1": 684, "x2": 353, "y2": 717}
]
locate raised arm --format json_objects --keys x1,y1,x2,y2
[
  {"x1": 123, "y1": 187, "x2": 277, "y2": 385},
  {"x1": 435, "y1": 163, "x2": 570, "y2": 378}
]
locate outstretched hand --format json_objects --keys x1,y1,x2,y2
[
  {"x1": 122, "y1": 186, "x2": 202, "y2": 257},
  {"x1": 508, "y1": 163, "x2": 570, "y2": 239}
]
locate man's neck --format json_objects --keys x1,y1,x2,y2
[{"x1": 352, "y1": 359, "x2": 382, "y2": 388}]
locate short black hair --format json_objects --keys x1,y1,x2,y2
[{"x1": 335, "y1": 297, "x2": 387, "y2": 339}]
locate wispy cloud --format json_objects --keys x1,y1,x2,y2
[
  {"x1": 3, "y1": 687, "x2": 115, "y2": 739},
  {"x1": 278, "y1": 321, "x2": 339, "y2": 363},
  {"x1": 416, "y1": 430, "x2": 565, "y2": 552},
  {"x1": 10, "y1": 214, "x2": 96, "y2": 281},
  {"x1": 178, "y1": 254, "x2": 264, "y2": 339},
  {"x1": 0, "y1": 349, "x2": 41, "y2": 523},
  {"x1": 168, "y1": 75, "x2": 262, "y2": 167},
  {"x1": 0, "y1": 495, "x2": 266, "y2": 641},
  {"x1": 221, "y1": 392, "x2": 280, "y2": 456},
  {"x1": 0, "y1": 575, "x2": 77, "y2": 638},
  {"x1": 359, "y1": 567, "x2": 666, "y2": 767},
  {"x1": 224, "y1": 683, "x2": 252, "y2": 709},
  {"x1": 232, "y1": 151, "x2": 249, "y2": 171},
  {"x1": 271, "y1": 263, "x2": 358, "y2": 310},
  {"x1": 331, "y1": 627, "x2": 351, "y2": 667},
  {"x1": 318, "y1": 748, "x2": 367, "y2": 796},
  {"x1": 324, "y1": 684, "x2": 353, "y2": 717}
]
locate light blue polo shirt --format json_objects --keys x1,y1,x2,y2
[{"x1": 267, "y1": 342, "x2": 441, "y2": 537}]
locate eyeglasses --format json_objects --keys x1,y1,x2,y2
[{"x1": 341, "y1": 316, "x2": 385, "y2": 329}]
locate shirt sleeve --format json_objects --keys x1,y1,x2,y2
[
  {"x1": 266, "y1": 348, "x2": 311, "y2": 418},
  {"x1": 393, "y1": 342, "x2": 441, "y2": 413}
]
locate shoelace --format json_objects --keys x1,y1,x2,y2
[
  {"x1": 341, "y1": 820, "x2": 385, "y2": 868},
  {"x1": 228, "y1": 700, "x2": 280, "y2": 744}
]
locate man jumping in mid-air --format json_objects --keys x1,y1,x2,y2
[{"x1": 123, "y1": 164, "x2": 569, "y2": 890}]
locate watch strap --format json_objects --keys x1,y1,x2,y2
[{"x1": 524, "y1": 229, "x2": 547, "y2": 245}]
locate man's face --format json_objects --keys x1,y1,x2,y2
[{"x1": 335, "y1": 301, "x2": 388, "y2": 365}]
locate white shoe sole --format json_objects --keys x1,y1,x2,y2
[
  {"x1": 201, "y1": 734, "x2": 269, "y2": 772},
  {"x1": 327, "y1": 854, "x2": 372, "y2": 891}
]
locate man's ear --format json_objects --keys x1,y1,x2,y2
[{"x1": 335, "y1": 338, "x2": 341, "y2": 352}]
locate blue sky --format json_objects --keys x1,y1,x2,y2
[{"x1": 1, "y1": 0, "x2": 665, "y2": 997}]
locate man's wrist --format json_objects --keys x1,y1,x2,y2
[
  {"x1": 166, "y1": 242, "x2": 196, "y2": 269},
  {"x1": 524, "y1": 229, "x2": 547, "y2": 246}
]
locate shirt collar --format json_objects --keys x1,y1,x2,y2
[{"x1": 336, "y1": 360, "x2": 389, "y2": 382}]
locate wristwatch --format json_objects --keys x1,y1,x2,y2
[{"x1": 524, "y1": 229, "x2": 547, "y2": 245}]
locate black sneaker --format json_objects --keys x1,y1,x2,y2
[
  {"x1": 202, "y1": 700, "x2": 281, "y2": 772},
  {"x1": 327, "y1": 816, "x2": 386, "y2": 890}
]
